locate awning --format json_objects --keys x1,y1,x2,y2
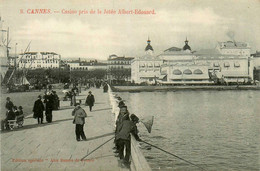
[
  {"x1": 159, "y1": 75, "x2": 167, "y2": 79},
  {"x1": 154, "y1": 63, "x2": 160, "y2": 67},
  {"x1": 193, "y1": 69, "x2": 203, "y2": 75},
  {"x1": 214, "y1": 62, "x2": 220, "y2": 67},
  {"x1": 183, "y1": 69, "x2": 192, "y2": 75},
  {"x1": 234, "y1": 62, "x2": 240, "y2": 67},
  {"x1": 139, "y1": 63, "x2": 145, "y2": 67},
  {"x1": 147, "y1": 63, "x2": 153, "y2": 67},
  {"x1": 172, "y1": 69, "x2": 182, "y2": 75},
  {"x1": 224, "y1": 62, "x2": 230, "y2": 67}
]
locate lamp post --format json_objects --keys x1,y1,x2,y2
[{"x1": 15, "y1": 43, "x2": 18, "y2": 70}]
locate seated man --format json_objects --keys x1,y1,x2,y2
[{"x1": 5, "y1": 107, "x2": 16, "y2": 130}]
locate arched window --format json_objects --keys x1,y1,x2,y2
[
  {"x1": 172, "y1": 69, "x2": 182, "y2": 75},
  {"x1": 183, "y1": 69, "x2": 192, "y2": 75},
  {"x1": 193, "y1": 69, "x2": 203, "y2": 74}
]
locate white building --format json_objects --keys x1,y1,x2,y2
[
  {"x1": 131, "y1": 39, "x2": 162, "y2": 84},
  {"x1": 67, "y1": 60, "x2": 107, "y2": 71},
  {"x1": 18, "y1": 52, "x2": 61, "y2": 69},
  {"x1": 107, "y1": 55, "x2": 134, "y2": 82},
  {"x1": 131, "y1": 38, "x2": 254, "y2": 85},
  {"x1": 251, "y1": 51, "x2": 260, "y2": 81},
  {"x1": 160, "y1": 63, "x2": 211, "y2": 84},
  {"x1": 216, "y1": 41, "x2": 251, "y2": 57},
  {"x1": 194, "y1": 40, "x2": 253, "y2": 83}
]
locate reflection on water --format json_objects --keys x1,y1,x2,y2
[{"x1": 117, "y1": 91, "x2": 260, "y2": 171}]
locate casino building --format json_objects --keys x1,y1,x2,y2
[
  {"x1": 131, "y1": 39, "x2": 162, "y2": 84},
  {"x1": 131, "y1": 38, "x2": 254, "y2": 85}
]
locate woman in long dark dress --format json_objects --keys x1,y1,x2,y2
[
  {"x1": 85, "y1": 91, "x2": 95, "y2": 111},
  {"x1": 33, "y1": 95, "x2": 45, "y2": 124}
]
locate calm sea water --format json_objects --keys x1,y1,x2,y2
[{"x1": 117, "y1": 90, "x2": 260, "y2": 171}]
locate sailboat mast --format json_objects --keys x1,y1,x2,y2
[{"x1": 6, "y1": 41, "x2": 31, "y2": 85}]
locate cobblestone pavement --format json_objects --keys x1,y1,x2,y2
[{"x1": 1, "y1": 88, "x2": 128, "y2": 171}]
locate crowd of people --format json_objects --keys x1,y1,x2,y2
[
  {"x1": 113, "y1": 97, "x2": 141, "y2": 168},
  {"x1": 2, "y1": 83, "x2": 141, "y2": 169},
  {"x1": 1, "y1": 97, "x2": 24, "y2": 130},
  {"x1": 34, "y1": 90, "x2": 60, "y2": 123}
]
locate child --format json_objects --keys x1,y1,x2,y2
[{"x1": 16, "y1": 106, "x2": 24, "y2": 127}]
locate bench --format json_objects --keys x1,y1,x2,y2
[{"x1": 7, "y1": 119, "x2": 24, "y2": 130}]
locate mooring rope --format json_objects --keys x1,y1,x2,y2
[{"x1": 141, "y1": 140, "x2": 207, "y2": 171}]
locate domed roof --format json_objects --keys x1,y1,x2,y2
[
  {"x1": 145, "y1": 44, "x2": 154, "y2": 51},
  {"x1": 183, "y1": 38, "x2": 191, "y2": 51},
  {"x1": 164, "y1": 47, "x2": 182, "y2": 52},
  {"x1": 183, "y1": 44, "x2": 191, "y2": 51},
  {"x1": 145, "y1": 38, "x2": 154, "y2": 51}
]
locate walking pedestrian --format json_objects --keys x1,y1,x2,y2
[
  {"x1": 85, "y1": 91, "x2": 95, "y2": 111},
  {"x1": 44, "y1": 92, "x2": 54, "y2": 123},
  {"x1": 103, "y1": 83, "x2": 108, "y2": 93},
  {"x1": 71, "y1": 91, "x2": 76, "y2": 106},
  {"x1": 72, "y1": 103, "x2": 87, "y2": 141},
  {"x1": 33, "y1": 95, "x2": 45, "y2": 124}
]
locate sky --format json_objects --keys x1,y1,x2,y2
[{"x1": 1, "y1": 0, "x2": 260, "y2": 60}]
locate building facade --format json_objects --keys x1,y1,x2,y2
[
  {"x1": 18, "y1": 52, "x2": 61, "y2": 69},
  {"x1": 67, "y1": 59, "x2": 107, "y2": 71},
  {"x1": 251, "y1": 51, "x2": 260, "y2": 81},
  {"x1": 131, "y1": 39, "x2": 162, "y2": 84},
  {"x1": 131, "y1": 38, "x2": 254, "y2": 85},
  {"x1": 107, "y1": 54, "x2": 134, "y2": 83}
]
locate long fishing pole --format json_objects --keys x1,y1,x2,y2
[
  {"x1": 141, "y1": 140, "x2": 206, "y2": 171},
  {"x1": 81, "y1": 136, "x2": 115, "y2": 161}
]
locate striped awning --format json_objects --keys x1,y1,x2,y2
[
  {"x1": 183, "y1": 69, "x2": 192, "y2": 75},
  {"x1": 172, "y1": 69, "x2": 182, "y2": 75},
  {"x1": 193, "y1": 69, "x2": 203, "y2": 74}
]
